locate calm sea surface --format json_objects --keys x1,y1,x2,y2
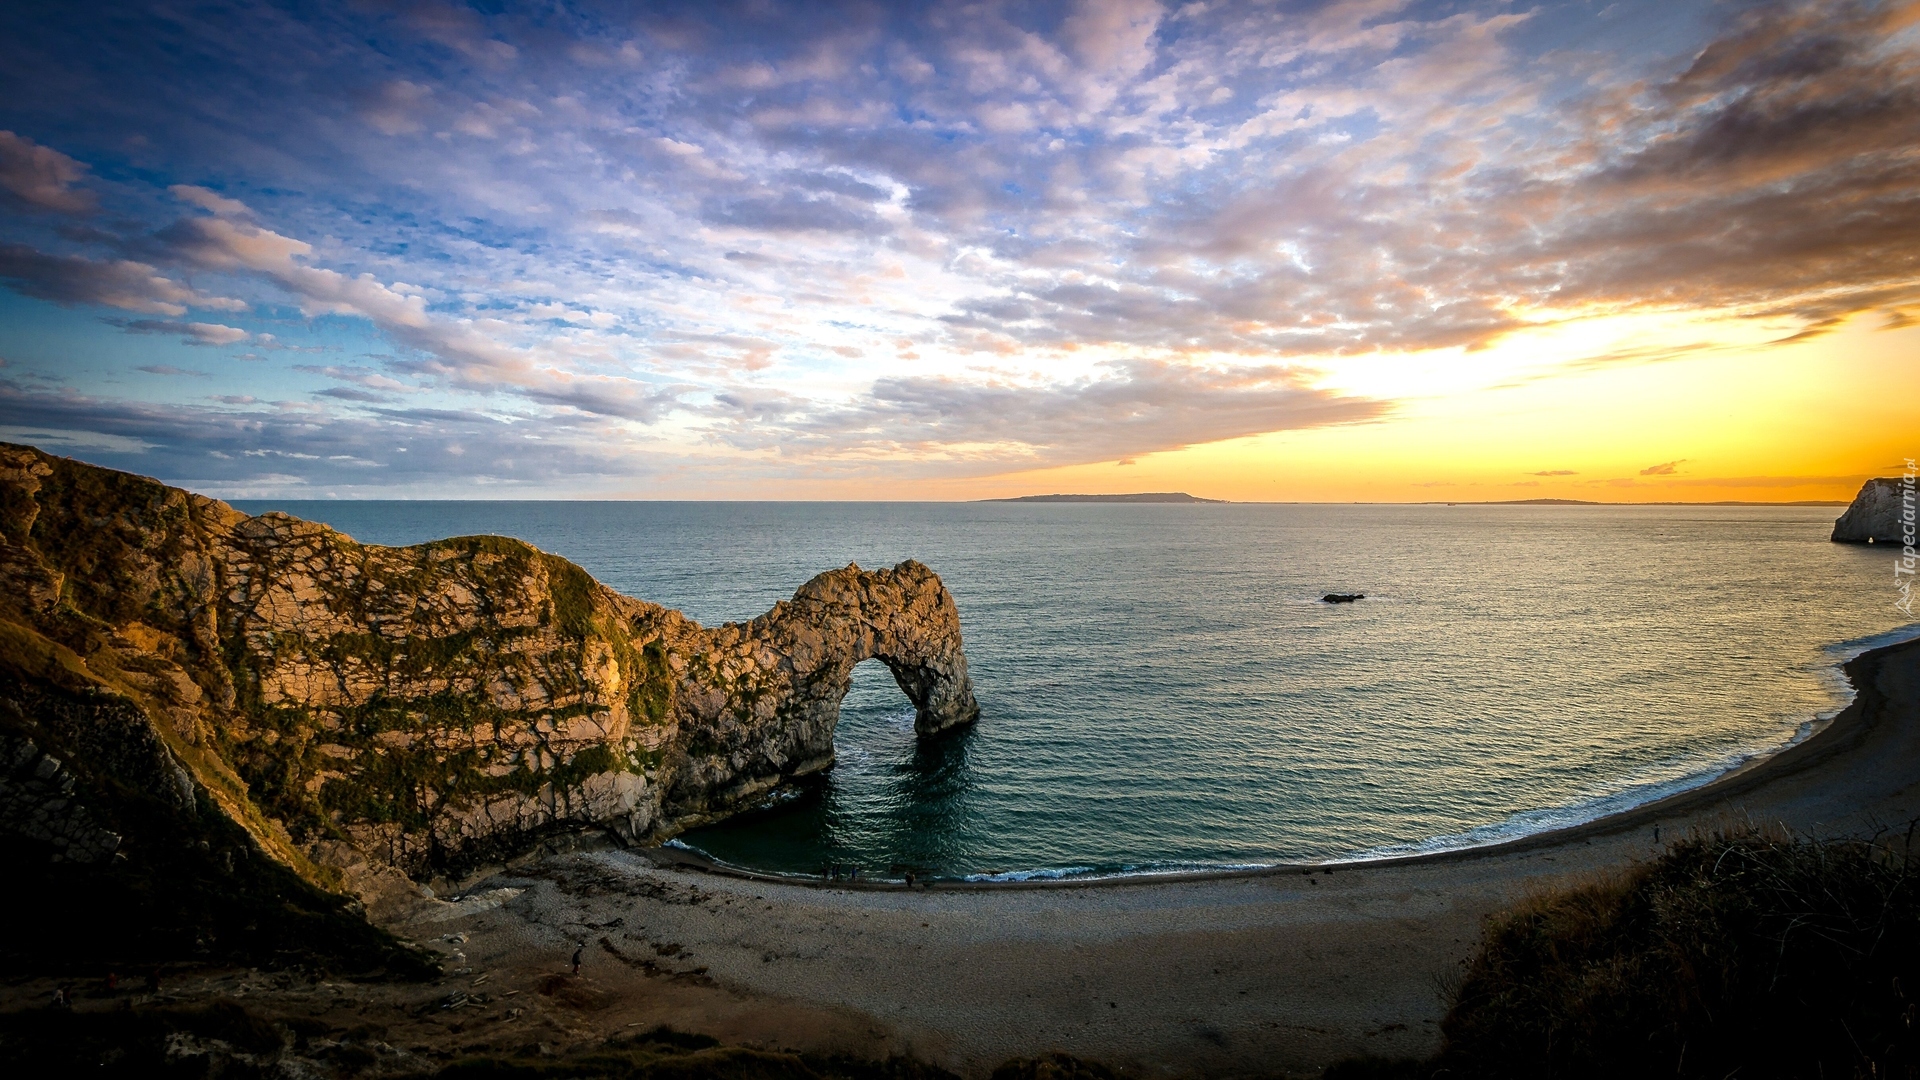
[{"x1": 232, "y1": 501, "x2": 1916, "y2": 880}]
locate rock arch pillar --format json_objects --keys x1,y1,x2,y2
[
  {"x1": 876, "y1": 653, "x2": 975, "y2": 737},
  {"x1": 659, "y1": 560, "x2": 980, "y2": 827},
  {"x1": 815, "y1": 561, "x2": 979, "y2": 738}
]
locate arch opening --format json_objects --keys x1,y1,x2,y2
[
  {"x1": 851, "y1": 645, "x2": 979, "y2": 739},
  {"x1": 676, "y1": 657, "x2": 975, "y2": 877},
  {"x1": 829, "y1": 657, "x2": 925, "y2": 782}
]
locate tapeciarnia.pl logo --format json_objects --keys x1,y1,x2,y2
[{"x1": 1897, "y1": 458, "x2": 1916, "y2": 617}]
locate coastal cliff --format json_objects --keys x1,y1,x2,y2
[
  {"x1": 1832, "y1": 476, "x2": 1914, "y2": 544},
  {"x1": 0, "y1": 443, "x2": 977, "y2": 902}
]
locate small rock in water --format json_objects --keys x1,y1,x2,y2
[{"x1": 1322, "y1": 593, "x2": 1366, "y2": 603}]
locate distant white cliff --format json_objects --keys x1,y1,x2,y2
[{"x1": 1832, "y1": 477, "x2": 1915, "y2": 544}]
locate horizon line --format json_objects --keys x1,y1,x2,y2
[{"x1": 218, "y1": 496, "x2": 1853, "y2": 507}]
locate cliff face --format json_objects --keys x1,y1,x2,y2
[
  {"x1": 1832, "y1": 477, "x2": 1915, "y2": 544},
  {"x1": 0, "y1": 444, "x2": 977, "y2": 896}
]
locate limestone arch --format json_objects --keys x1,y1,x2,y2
[{"x1": 659, "y1": 560, "x2": 980, "y2": 828}]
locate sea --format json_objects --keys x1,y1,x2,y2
[{"x1": 232, "y1": 500, "x2": 1918, "y2": 882}]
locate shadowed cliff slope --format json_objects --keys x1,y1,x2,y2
[{"x1": 0, "y1": 443, "x2": 977, "y2": 905}]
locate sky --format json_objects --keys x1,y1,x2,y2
[{"x1": 0, "y1": 0, "x2": 1914, "y2": 502}]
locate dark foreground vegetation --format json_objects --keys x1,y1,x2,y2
[
  {"x1": 0, "y1": 1007, "x2": 943, "y2": 1080},
  {"x1": 1, "y1": 686, "x2": 434, "y2": 981},
  {"x1": 0, "y1": 1002, "x2": 1122, "y2": 1080},
  {"x1": 1333, "y1": 827, "x2": 1920, "y2": 1079},
  {"x1": 0, "y1": 821, "x2": 434, "y2": 981}
]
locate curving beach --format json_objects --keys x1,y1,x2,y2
[
  {"x1": 6, "y1": 3, "x2": 1917, "y2": 1071},
  {"x1": 330, "y1": 635, "x2": 1920, "y2": 1077}
]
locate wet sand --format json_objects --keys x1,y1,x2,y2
[
  {"x1": 11, "y1": 638, "x2": 1915, "y2": 1078},
  {"x1": 366, "y1": 636, "x2": 1920, "y2": 1077}
]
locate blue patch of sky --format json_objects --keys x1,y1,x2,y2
[{"x1": 0, "y1": 295, "x2": 237, "y2": 397}]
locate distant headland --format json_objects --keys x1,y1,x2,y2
[{"x1": 986, "y1": 492, "x2": 1227, "y2": 503}]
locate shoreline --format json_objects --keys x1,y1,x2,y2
[
  {"x1": 643, "y1": 628, "x2": 1920, "y2": 891},
  {"x1": 11, "y1": 631, "x2": 1914, "y2": 1078},
  {"x1": 366, "y1": 630, "x2": 1915, "y2": 1076}
]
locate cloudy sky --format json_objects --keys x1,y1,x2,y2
[{"x1": 0, "y1": 0, "x2": 1913, "y2": 500}]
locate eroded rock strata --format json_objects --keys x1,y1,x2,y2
[
  {"x1": 1832, "y1": 476, "x2": 1915, "y2": 544},
  {"x1": 0, "y1": 443, "x2": 977, "y2": 899}
]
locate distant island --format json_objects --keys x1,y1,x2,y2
[{"x1": 986, "y1": 492, "x2": 1227, "y2": 503}]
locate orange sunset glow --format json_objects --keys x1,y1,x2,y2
[{"x1": 0, "y1": 0, "x2": 1913, "y2": 500}]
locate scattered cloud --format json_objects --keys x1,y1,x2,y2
[
  {"x1": 731, "y1": 359, "x2": 1388, "y2": 470},
  {"x1": 113, "y1": 318, "x2": 253, "y2": 345},
  {"x1": 0, "y1": 378, "x2": 658, "y2": 494},
  {"x1": 521, "y1": 377, "x2": 683, "y2": 422},
  {"x1": 0, "y1": 425, "x2": 152, "y2": 453},
  {"x1": 359, "y1": 79, "x2": 435, "y2": 137},
  {"x1": 0, "y1": 0, "x2": 1909, "y2": 491},
  {"x1": 1639, "y1": 460, "x2": 1687, "y2": 476},
  {"x1": 152, "y1": 210, "x2": 571, "y2": 401},
  {"x1": 293, "y1": 364, "x2": 413, "y2": 392},
  {"x1": 1664, "y1": 474, "x2": 1867, "y2": 489},
  {"x1": 0, "y1": 243, "x2": 245, "y2": 316},
  {"x1": 168, "y1": 184, "x2": 252, "y2": 218},
  {"x1": 0, "y1": 129, "x2": 94, "y2": 213},
  {"x1": 316, "y1": 386, "x2": 391, "y2": 402}
]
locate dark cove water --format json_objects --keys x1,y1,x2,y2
[{"x1": 232, "y1": 500, "x2": 1915, "y2": 880}]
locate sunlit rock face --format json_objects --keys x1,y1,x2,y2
[
  {"x1": 0, "y1": 443, "x2": 977, "y2": 893},
  {"x1": 660, "y1": 561, "x2": 980, "y2": 828},
  {"x1": 1832, "y1": 478, "x2": 1914, "y2": 544}
]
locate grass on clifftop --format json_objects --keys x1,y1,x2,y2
[{"x1": 1332, "y1": 826, "x2": 1920, "y2": 1079}]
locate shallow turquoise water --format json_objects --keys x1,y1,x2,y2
[{"x1": 235, "y1": 500, "x2": 1916, "y2": 879}]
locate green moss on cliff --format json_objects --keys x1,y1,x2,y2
[
  {"x1": 27, "y1": 457, "x2": 200, "y2": 631},
  {"x1": 544, "y1": 554, "x2": 600, "y2": 638},
  {"x1": 635, "y1": 640, "x2": 672, "y2": 722},
  {"x1": 0, "y1": 617, "x2": 97, "y2": 694},
  {"x1": 318, "y1": 629, "x2": 486, "y2": 672},
  {"x1": 3, "y1": 446, "x2": 688, "y2": 886},
  {"x1": 230, "y1": 673, "x2": 646, "y2": 867},
  {"x1": 319, "y1": 727, "x2": 492, "y2": 832}
]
